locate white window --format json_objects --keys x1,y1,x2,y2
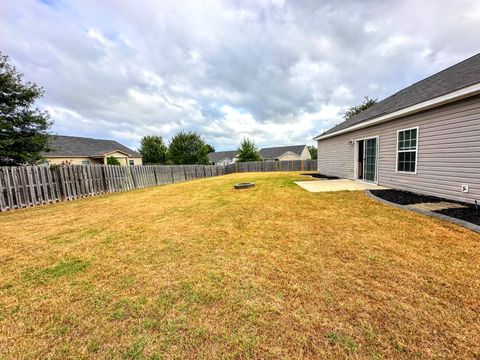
[
  {"x1": 129, "y1": 159, "x2": 134, "y2": 166},
  {"x1": 82, "y1": 160, "x2": 90, "y2": 165},
  {"x1": 397, "y1": 127, "x2": 418, "y2": 173}
]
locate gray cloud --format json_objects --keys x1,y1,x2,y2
[{"x1": 1, "y1": 0, "x2": 479, "y2": 150}]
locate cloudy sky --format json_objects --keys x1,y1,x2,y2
[{"x1": 2, "y1": 0, "x2": 480, "y2": 150}]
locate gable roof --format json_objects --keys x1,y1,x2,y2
[
  {"x1": 316, "y1": 52, "x2": 480, "y2": 139},
  {"x1": 44, "y1": 135, "x2": 142, "y2": 158},
  {"x1": 208, "y1": 150, "x2": 238, "y2": 162},
  {"x1": 259, "y1": 145, "x2": 307, "y2": 159}
]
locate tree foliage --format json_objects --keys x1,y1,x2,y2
[
  {"x1": 139, "y1": 135, "x2": 167, "y2": 164},
  {"x1": 167, "y1": 131, "x2": 209, "y2": 165},
  {"x1": 106, "y1": 156, "x2": 121, "y2": 165},
  {"x1": 205, "y1": 143, "x2": 215, "y2": 154},
  {"x1": 343, "y1": 96, "x2": 378, "y2": 120},
  {"x1": 307, "y1": 145, "x2": 317, "y2": 160},
  {"x1": 236, "y1": 138, "x2": 261, "y2": 162},
  {"x1": 0, "y1": 52, "x2": 52, "y2": 165}
]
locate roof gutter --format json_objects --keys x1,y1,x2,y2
[{"x1": 314, "y1": 82, "x2": 480, "y2": 141}]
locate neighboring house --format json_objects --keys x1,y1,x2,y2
[
  {"x1": 44, "y1": 135, "x2": 143, "y2": 166},
  {"x1": 259, "y1": 145, "x2": 311, "y2": 161},
  {"x1": 208, "y1": 150, "x2": 239, "y2": 165},
  {"x1": 208, "y1": 145, "x2": 311, "y2": 165},
  {"x1": 314, "y1": 53, "x2": 480, "y2": 204}
]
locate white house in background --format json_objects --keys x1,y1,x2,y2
[
  {"x1": 208, "y1": 145, "x2": 311, "y2": 165},
  {"x1": 208, "y1": 150, "x2": 239, "y2": 165}
]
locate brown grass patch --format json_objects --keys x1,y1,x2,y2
[{"x1": 0, "y1": 172, "x2": 479, "y2": 359}]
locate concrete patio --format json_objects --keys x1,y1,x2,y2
[{"x1": 295, "y1": 179, "x2": 388, "y2": 192}]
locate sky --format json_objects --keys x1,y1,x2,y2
[{"x1": 2, "y1": 0, "x2": 480, "y2": 151}]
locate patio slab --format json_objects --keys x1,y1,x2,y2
[{"x1": 295, "y1": 179, "x2": 388, "y2": 192}]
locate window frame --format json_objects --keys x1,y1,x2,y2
[
  {"x1": 128, "y1": 159, "x2": 135, "y2": 166},
  {"x1": 395, "y1": 126, "x2": 419, "y2": 174},
  {"x1": 81, "y1": 160, "x2": 91, "y2": 165}
]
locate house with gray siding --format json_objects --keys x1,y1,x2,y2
[{"x1": 314, "y1": 53, "x2": 480, "y2": 204}]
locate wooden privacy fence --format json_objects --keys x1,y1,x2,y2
[
  {"x1": 0, "y1": 164, "x2": 224, "y2": 212},
  {"x1": 0, "y1": 160, "x2": 317, "y2": 211},
  {"x1": 224, "y1": 159, "x2": 317, "y2": 174}
]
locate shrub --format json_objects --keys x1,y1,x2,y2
[{"x1": 107, "y1": 156, "x2": 121, "y2": 165}]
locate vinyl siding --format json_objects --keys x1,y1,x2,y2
[
  {"x1": 47, "y1": 157, "x2": 104, "y2": 165},
  {"x1": 277, "y1": 153, "x2": 301, "y2": 161},
  {"x1": 300, "y1": 146, "x2": 312, "y2": 160},
  {"x1": 317, "y1": 94, "x2": 480, "y2": 204}
]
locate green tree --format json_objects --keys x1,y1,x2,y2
[
  {"x1": 307, "y1": 145, "x2": 317, "y2": 160},
  {"x1": 343, "y1": 96, "x2": 378, "y2": 120},
  {"x1": 167, "y1": 131, "x2": 209, "y2": 165},
  {"x1": 139, "y1": 135, "x2": 167, "y2": 164},
  {"x1": 205, "y1": 143, "x2": 215, "y2": 154},
  {"x1": 0, "y1": 52, "x2": 52, "y2": 165},
  {"x1": 236, "y1": 138, "x2": 261, "y2": 162},
  {"x1": 106, "y1": 156, "x2": 121, "y2": 165}
]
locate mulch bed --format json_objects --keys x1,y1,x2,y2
[
  {"x1": 370, "y1": 189, "x2": 445, "y2": 205},
  {"x1": 434, "y1": 207, "x2": 480, "y2": 226},
  {"x1": 301, "y1": 173, "x2": 339, "y2": 180},
  {"x1": 370, "y1": 189, "x2": 480, "y2": 227}
]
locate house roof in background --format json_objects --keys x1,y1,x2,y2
[
  {"x1": 44, "y1": 135, "x2": 142, "y2": 157},
  {"x1": 317, "y1": 52, "x2": 480, "y2": 138},
  {"x1": 208, "y1": 150, "x2": 239, "y2": 162},
  {"x1": 259, "y1": 145, "x2": 307, "y2": 159}
]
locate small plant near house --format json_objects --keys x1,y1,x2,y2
[{"x1": 107, "y1": 156, "x2": 121, "y2": 165}]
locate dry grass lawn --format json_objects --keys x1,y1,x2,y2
[{"x1": 0, "y1": 172, "x2": 479, "y2": 359}]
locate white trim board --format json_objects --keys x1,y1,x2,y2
[{"x1": 314, "y1": 82, "x2": 480, "y2": 141}]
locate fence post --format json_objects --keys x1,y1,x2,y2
[{"x1": 0, "y1": 168, "x2": 6, "y2": 211}]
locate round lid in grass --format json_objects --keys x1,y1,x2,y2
[{"x1": 234, "y1": 182, "x2": 255, "y2": 190}]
